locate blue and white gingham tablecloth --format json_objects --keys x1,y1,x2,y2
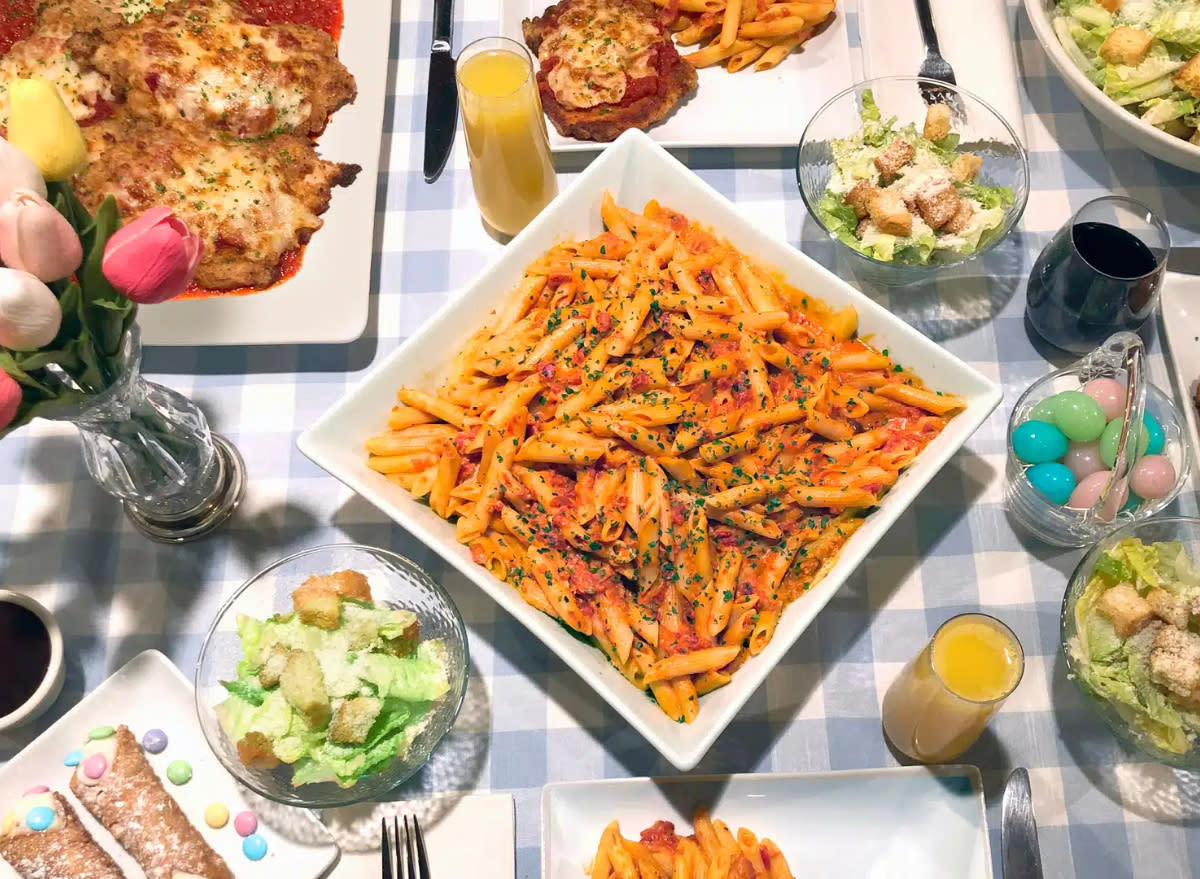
[{"x1": 4, "y1": 1, "x2": 1200, "y2": 877}]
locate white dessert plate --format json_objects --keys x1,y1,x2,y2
[
  {"x1": 0, "y1": 650, "x2": 340, "y2": 879},
  {"x1": 137, "y1": 1, "x2": 389, "y2": 346},
  {"x1": 1159, "y1": 271, "x2": 1200, "y2": 468},
  {"x1": 497, "y1": 0, "x2": 853, "y2": 151},
  {"x1": 542, "y1": 767, "x2": 992, "y2": 879},
  {"x1": 298, "y1": 128, "x2": 1003, "y2": 771}
]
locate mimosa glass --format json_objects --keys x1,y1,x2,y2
[
  {"x1": 881, "y1": 613, "x2": 1024, "y2": 762},
  {"x1": 456, "y1": 37, "x2": 558, "y2": 237}
]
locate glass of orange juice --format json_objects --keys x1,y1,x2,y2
[
  {"x1": 456, "y1": 37, "x2": 558, "y2": 238},
  {"x1": 881, "y1": 613, "x2": 1024, "y2": 763}
]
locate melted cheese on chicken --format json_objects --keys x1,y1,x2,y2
[
  {"x1": 0, "y1": 23, "x2": 113, "y2": 129},
  {"x1": 536, "y1": 0, "x2": 660, "y2": 109}
]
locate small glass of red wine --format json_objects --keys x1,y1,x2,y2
[{"x1": 1026, "y1": 197, "x2": 1169, "y2": 355}]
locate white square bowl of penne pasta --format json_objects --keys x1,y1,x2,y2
[
  {"x1": 297, "y1": 128, "x2": 1002, "y2": 771},
  {"x1": 542, "y1": 767, "x2": 991, "y2": 878}
]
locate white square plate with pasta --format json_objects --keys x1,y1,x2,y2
[
  {"x1": 297, "y1": 129, "x2": 1002, "y2": 771},
  {"x1": 542, "y1": 767, "x2": 991, "y2": 878},
  {"x1": 496, "y1": 0, "x2": 854, "y2": 151}
]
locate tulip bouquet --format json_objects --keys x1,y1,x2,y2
[
  {"x1": 0, "y1": 78, "x2": 202, "y2": 437},
  {"x1": 0, "y1": 78, "x2": 242, "y2": 541}
]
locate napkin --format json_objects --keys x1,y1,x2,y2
[
  {"x1": 857, "y1": 0, "x2": 1028, "y2": 144},
  {"x1": 324, "y1": 793, "x2": 516, "y2": 879}
]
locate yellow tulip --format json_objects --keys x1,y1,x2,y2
[{"x1": 7, "y1": 78, "x2": 87, "y2": 182}]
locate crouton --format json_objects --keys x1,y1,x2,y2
[
  {"x1": 236, "y1": 732, "x2": 280, "y2": 769},
  {"x1": 923, "y1": 103, "x2": 953, "y2": 141},
  {"x1": 874, "y1": 139, "x2": 914, "y2": 182},
  {"x1": 383, "y1": 610, "x2": 421, "y2": 657},
  {"x1": 293, "y1": 582, "x2": 342, "y2": 629},
  {"x1": 1095, "y1": 582, "x2": 1156, "y2": 638},
  {"x1": 304, "y1": 570, "x2": 372, "y2": 601},
  {"x1": 915, "y1": 179, "x2": 961, "y2": 230},
  {"x1": 1147, "y1": 588, "x2": 1190, "y2": 630},
  {"x1": 1174, "y1": 55, "x2": 1200, "y2": 101},
  {"x1": 1150, "y1": 625, "x2": 1200, "y2": 698},
  {"x1": 844, "y1": 181, "x2": 879, "y2": 220},
  {"x1": 943, "y1": 200, "x2": 975, "y2": 236},
  {"x1": 951, "y1": 153, "x2": 982, "y2": 183},
  {"x1": 1099, "y1": 26, "x2": 1154, "y2": 66},
  {"x1": 279, "y1": 650, "x2": 330, "y2": 727},
  {"x1": 1098, "y1": 0, "x2": 1120, "y2": 11},
  {"x1": 329, "y1": 697, "x2": 383, "y2": 744},
  {"x1": 257, "y1": 644, "x2": 290, "y2": 688},
  {"x1": 1171, "y1": 687, "x2": 1200, "y2": 712},
  {"x1": 867, "y1": 190, "x2": 912, "y2": 236}
]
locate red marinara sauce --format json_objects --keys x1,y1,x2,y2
[
  {"x1": 238, "y1": 0, "x2": 344, "y2": 41},
  {"x1": 0, "y1": 0, "x2": 39, "y2": 54},
  {"x1": 179, "y1": 248, "x2": 304, "y2": 300}
]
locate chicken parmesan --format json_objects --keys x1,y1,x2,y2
[
  {"x1": 0, "y1": 0, "x2": 356, "y2": 294},
  {"x1": 522, "y1": 0, "x2": 696, "y2": 142}
]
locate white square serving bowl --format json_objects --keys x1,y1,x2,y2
[{"x1": 297, "y1": 129, "x2": 1003, "y2": 770}]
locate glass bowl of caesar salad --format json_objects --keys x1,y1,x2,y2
[
  {"x1": 195, "y1": 544, "x2": 469, "y2": 807},
  {"x1": 1063, "y1": 517, "x2": 1200, "y2": 769},
  {"x1": 797, "y1": 77, "x2": 1029, "y2": 286}
]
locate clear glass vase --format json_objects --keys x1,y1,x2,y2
[{"x1": 45, "y1": 326, "x2": 245, "y2": 542}]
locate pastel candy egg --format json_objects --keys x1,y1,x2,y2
[
  {"x1": 1063, "y1": 442, "x2": 1106, "y2": 480},
  {"x1": 141, "y1": 729, "x2": 167, "y2": 754},
  {"x1": 1012, "y1": 420, "x2": 1068, "y2": 464},
  {"x1": 63, "y1": 749, "x2": 82, "y2": 767},
  {"x1": 1143, "y1": 412, "x2": 1165, "y2": 456},
  {"x1": 1082, "y1": 377, "x2": 1127, "y2": 421},
  {"x1": 242, "y1": 833, "x2": 268, "y2": 861},
  {"x1": 88, "y1": 726, "x2": 114, "y2": 741},
  {"x1": 166, "y1": 760, "x2": 192, "y2": 785},
  {"x1": 1130, "y1": 454, "x2": 1177, "y2": 500},
  {"x1": 205, "y1": 803, "x2": 229, "y2": 829},
  {"x1": 1067, "y1": 470, "x2": 1112, "y2": 509},
  {"x1": 1027, "y1": 462, "x2": 1077, "y2": 505},
  {"x1": 25, "y1": 806, "x2": 54, "y2": 832},
  {"x1": 1100, "y1": 418, "x2": 1151, "y2": 469},
  {"x1": 82, "y1": 753, "x2": 108, "y2": 780},
  {"x1": 234, "y1": 811, "x2": 258, "y2": 837},
  {"x1": 1, "y1": 812, "x2": 16, "y2": 836},
  {"x1": 1050, "y1": 391, "x2": 1107, "y2": 442},
  {"x1": 1030, "y1": 396, "x2": 1064, "y2": 423}
]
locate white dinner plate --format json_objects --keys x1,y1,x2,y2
[
  {"x1": 542, "y1": 767, "x2": 992, "y2": 879},
  {"x1": 497, "y1": 1, "x2": 853, "y2": 151},
  {"x1": 137, "y1": 0, "x2": 389, "y2": 346},
  {"x1": 0, "y1": 650, "x2": 340, "y2": 879},
  {"x1": 298, "y1": 128, "x2": 1003, "y2": 770},
  {"x1": 1159, "y1": 271, "x2": 1200, "y2": 465}
]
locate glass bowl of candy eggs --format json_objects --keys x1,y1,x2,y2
[{"x1": 1005, "y1": 333, "x2": 1189, "y2": 547}]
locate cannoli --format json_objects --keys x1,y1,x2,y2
[
  {"x1": 0, "y1": 789, "x2": 124, "y2": 879},
  {"x1": 69, "y1": 726, "x2": 233, "y2": 879}
]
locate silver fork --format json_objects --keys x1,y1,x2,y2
[
  {"x1": 913, "y1": 0, "x2": 960, "y2": 108},
  {"x1": 381, "y1": 815, "x2": 431, "y2": 879}
]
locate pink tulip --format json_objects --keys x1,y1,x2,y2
[
  {"x1": 0, "y1": 370, "x2": 20, "y2": 430},
  {"x1": 0, "y1": 189, "x2": 82, "y2": 282},
  {"x1": 101, "y1": 207, "x2": 203, "y2": 304}
]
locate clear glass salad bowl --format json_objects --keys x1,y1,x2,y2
[
  {"x1": 796, "y1": 76, "x2": 1029, "y2": 287},
  {"x1": 195, "y1": 544, "x2": 469, "y2": 807},
  {"x1": 1062, "y1": 517, "x2": 1200, "y2": 769}
]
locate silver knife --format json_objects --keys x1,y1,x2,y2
[
  {"x1": 422, "y1": 0, "x2": 457, "y2": 183},
  {"x1": 1002, "y1": 768, "x2": 1044, "y2": 879},
  {"x1": 1168, "y1": 247, "x2": 1200, "y2": 276}
]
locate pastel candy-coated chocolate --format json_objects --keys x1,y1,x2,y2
[
  {"x1": 242, "y1": 834, "x2": 267, "y2": 861},
  {"x1": 234, "y1": 811, "x2": 258, "y2": 837},
  {"x1": 25, "y1": 806, "x2": 54, "y2": 832}
]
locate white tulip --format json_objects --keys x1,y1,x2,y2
[
  {"x1": 0, "y1": 267, "x2": 61, "y2": 350},
  {"x1": 0, "y1": 137, "x2": 47, "y2": 206}
]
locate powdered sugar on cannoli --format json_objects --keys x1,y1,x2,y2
[
  {"x1": 0, "y1": 790, "x2": 124, "y2": 879},
  {"x1": 69, "y1": 726, "x2": 233, "y2": 879}
]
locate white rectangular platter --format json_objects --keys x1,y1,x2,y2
[
  {"x1": 298, "y1": 129, "x2": 1003, "y2": 770},
  {"x1": 498, "y1": 0, "x2": 853, "y2": 150},
  {"x1": 138, "y1": 0, "x2": 389, "y2": 346},
  {"x1": 0, "y1": 650, "x2": 340, "y2": 879},
  {"x1": 1159, "y1": 271, "x2": 1200, "y2": 465},
  {"x1": 542, "y1": 767, "x2": 992, "y2": 879}
]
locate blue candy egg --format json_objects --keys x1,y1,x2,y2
[
  {"x1": 243, "y1": 834, "x2": 268, "y2": 861},
  {"x1": 25, "y1": 806, "x2": 55, "y2": 832},
  {"x1": 1027, "y1": 462, "x2": 1077, "y2": 505},
  {"x1": 1012, "y1": 420, "x2": 1069, "y2": 465},
  {"x1": 1143, "y1": 412, "x2": 1165, "y2": 456},
  {"x1": 63, "y1": 750, "x2": 82, "y2": 768}
]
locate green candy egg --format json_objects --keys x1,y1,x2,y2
[
  {"x1": 1050, "y1": 391, "x2": 1107, "y2": 442},
  {"x1": 1100, "y1": 418, "x2": 1150, "y2": 468},
  {"x1": 166, "y1": 760, "x2": 192, "y2": 785},
  {"x1": 1029, "y1": 396, "x2": 1065, "y2": 424}
]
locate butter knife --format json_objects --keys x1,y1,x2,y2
[
  {"x1": 422, "y1": 0, "x2": 457, "y2": 183},
  {"x1": 1002, "y1": 768, "x2": 1044, "y2": 879}
]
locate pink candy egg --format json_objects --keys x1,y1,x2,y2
[
  {"x1": 1067, "y1": 470, "x2": 1114, "y2": 509},
  {"x1": 1063, "y1": 442, "x2": 1106, "y2": 480},
  {"x1": 81, "y1": 754, "x2": 108, "y2": 780},
  {"x1": 1083, "y1": 378, "x2": 1127, "y2": 421},
  {"x1": 234, "y1": 811, "x2": 257, "y2": 837},
  {"x1": 1130, "y1": 455, "x2": 1177, "y2": 500}
]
